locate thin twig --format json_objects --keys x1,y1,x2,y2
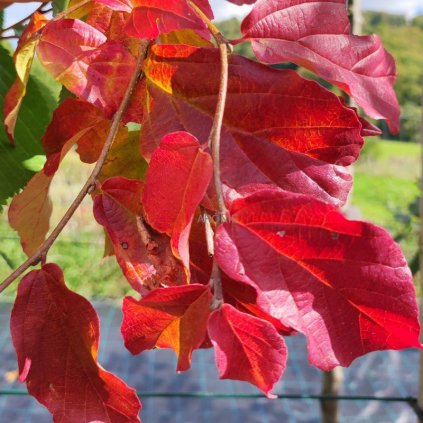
[
  {"x1": 0, "y1": 39, "x2": 150, "y2": 294},
  {"x1": 190, "y1": 1, "x2": 231, "y2": 309},
  {"x1": 0, "y1": 35, "x2": 19, "y2": 40}
]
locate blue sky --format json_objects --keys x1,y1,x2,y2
[
  {"x1": 4, "y1": 0, "x2": 423, "y2": 28},
  {"x1": 210, "y1": 0, "x2": 423, "y2": 20}
]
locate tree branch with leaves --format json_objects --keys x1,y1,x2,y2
[{"x1": 0, "y1": 0, "x2": 420, "y2": 422}]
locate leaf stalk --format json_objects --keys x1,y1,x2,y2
[{"x1": 190, "y1": 1, "x2": 231, "y2": 309}]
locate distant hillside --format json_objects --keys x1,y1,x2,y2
[{"x1": 218, "y1": 12, "x2": 423, "y2": 142}]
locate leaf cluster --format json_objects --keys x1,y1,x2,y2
[{"x1": 0, "y1": 1, "x2": 420, "y2": 422}]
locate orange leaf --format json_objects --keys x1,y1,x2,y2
[{"x1": 122, "y1": 284, "x2": 212, "y2": 371}]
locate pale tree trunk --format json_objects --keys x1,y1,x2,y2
[
  {"x1": 350, "y1": 0, "x2": 362, "y2": 35},
  {"x1": 321, "y1": 368, "x2": 345, "y2": 423},
  {"x1": 320, "y1": 3, "x2": 363, "y2": 422}
]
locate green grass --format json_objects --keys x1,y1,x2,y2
[{"x1": 352, "y1": 139, "x2": 420, "y2": 261}]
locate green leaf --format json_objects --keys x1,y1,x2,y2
[
  {"x1": 0, "y1": 44, "x2": 60, "y2": 208},
  {"x1": 52, "y1": 0, "x2": 69, "y2": 15}
]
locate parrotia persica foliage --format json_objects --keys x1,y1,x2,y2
[{"x1": 3, "y1": 1, "x2": 420, "y2": 422}]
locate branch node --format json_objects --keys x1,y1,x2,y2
[{"x1": 87, "y1": 183, "x2": 96, "y2": 194}]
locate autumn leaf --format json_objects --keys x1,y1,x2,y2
[
  {"x1": 87, "y1": 3, "x2": 139, "y2": 54},
  {"x1": 37, "y1": 19, "x2": 145, "y2": 123},
  {"x1": 10, "y1": 263, "x2": 141, "y2": 423},
  {"x1": 222, "y1": 276, "x2": 296, "y2": 336},
  {"x1": 141, "y1": 44, "x2": 365, "y2": 206},
  {"x1": 98, "y1": 129, "x2": 148, "y2": 182},
  {"x1": 160, "y1": 28, "x2": 214, "y2": 47},
  {"x1": 240, "y1": 0, "x2": 400, "y2": 132},
  {"x1": 8, "y1": 172, "x2": 52, "y2": 257},
  {"x1": 96, "y1": 0, "x2": 213, "y2": 39},
  {"x1": 93, "y1": 176, "x2": 186, "y2": 292},
  {"x1": 122, "y1": 284, "x2": 212, "y2": 371},
  {"x1": 4, "y1": 12, "x2": 48, "y2": 143},
  {"x1": 42, "y1": 98, "x2": 112, "y2": 171},
  {"x1": 143, "y1": 132, "x2": 213, "y2": 270},
  {"x1": 214, "y1": 189, "x2": 421, "y2": 370},
  {"x1": 208, "y1": 303, "x2": 287, "y2": 397}
]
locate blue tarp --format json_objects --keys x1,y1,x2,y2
[{"x1": 0, "y1": 302, "x2": 418, "y2": 422}]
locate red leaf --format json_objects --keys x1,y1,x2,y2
[
  {"x1": 37, "y1": 19, "x2": 145, "y2": 123},
  {"x1": 42, "y1": 98, "x2": 112, "y2": 173},
  {"x1": 94, "y1": 177, "x2": 186, "y2": 292},
  {"x1": 143, "y1": 132, "x2": 213, "y2": 269},
  {"x1": 96, "y1": 0, "x2": 213, "y2": 39},
  {"x1": 208, "y1": 303, "x2": 287, "y2": 397},
  {"x1": 87, "y1": 4, "x2": 140, "y2": 54},
  {"x1": 214, "y1": 189, "x2": 421, "y2": 369},
  {"x1": 122, "y1": 284, "x2": 212, "y2": 371},
  {"x1": 222, "y1": 276, "x2": 296, "y2": 336},
  {"x1": 141, "y1": 44, "x2": 364, "y2": 206},
  {"x1": 241, "y1": 0, "x2": 400, "y2": 132},
  {"x1": 4, "y1": 12, "x2": 48, "y2": 143},
  {"x1": 10, "y1": 263, "x2": 141, "y2": 423}
]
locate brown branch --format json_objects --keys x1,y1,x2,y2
[
  {"x1": 0, "y1": 39, "x2": 150, "y2": 294},
  {"x1": 190, "y1": 1, "x2": 230, "y2": 309}
]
